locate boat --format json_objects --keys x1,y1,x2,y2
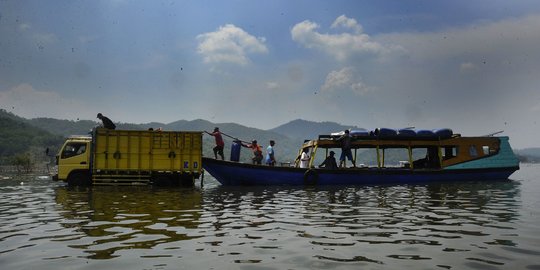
[{"x1": 202, "y1": 129, "x2": 520, "y2": 186}]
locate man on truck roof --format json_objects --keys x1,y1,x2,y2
[{"x1": 97, "y1": 113, "x2": 116, "y2": 129}]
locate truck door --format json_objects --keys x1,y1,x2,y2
[{"x1": 58, "y1": 141, "x2": 90, "y2": 181}]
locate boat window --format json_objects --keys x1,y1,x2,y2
[
  {"x1": 442, "y1": 146, "x2": 458, "y2": 160},
  {"x1": 61, "y1": 142, "x2": 87, "y2": 159},
  {"x1": 412, "y1": 146, "x2": 440, "y2": 169},
  {"x1": 379, "y1": 148, "x2": 410, "y2": 168},
  {"x1": 412, "y1": 148, "x2": 428, "y2": 161},
  {"x1": 469, "y1": 145, "x2": 478, "y2": 157},
  {"x1": 355, "y1": 148, "x2": 379, "y2": 168},
  {"x1": 482, "y1": 146, "x2": 490, "y2": 155}
]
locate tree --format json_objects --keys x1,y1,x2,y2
[{"x1": 12, "y1": 154, "x2": 32, "y2": 173}]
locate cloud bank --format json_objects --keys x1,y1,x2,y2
[
  {"x1": 291, "y1": 15, "x2": 401, "y2": 61},
  {"x1": 197, "y1": 24, "x2": 268, "y2": 68}
]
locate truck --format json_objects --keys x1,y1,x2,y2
[{"x1": 54, "y1": 128, "x2": 203, "y2": 186}]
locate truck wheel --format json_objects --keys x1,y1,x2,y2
[
  {"x1": 180, "y1": 175, "x2": 195, "y2": 186},
  {"x1": 153, "y1": 175, "x2": 173, "y2": 186},
  {"x1": 68, "y1": 172, "x2": 91, "y2": 186}
]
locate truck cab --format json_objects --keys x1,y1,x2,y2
[{"x1": 56, "y1": 136, "x2": 92, "y2": 185}]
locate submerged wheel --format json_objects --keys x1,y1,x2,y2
[
  {"x1": 67, "y1": 171, "x2": 91, "y2": 186},
  {"x1": 152, "y1": 175, "x2": 174, "y2": 186},
  {"x1": 304, "y1": 169, "x2": 318, "y2": 185}
]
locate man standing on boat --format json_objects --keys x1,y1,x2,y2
[
  {"x1": 338, "y1": 130, "x2": 355, "y2": 168},
  {"x1": 205, "y1": 127, "x2": 225, "y2": 160},
  {"x1": 265, "y1": 140, "x2": 276, "y2": 166},
  {"x1": 299, "y1": 148, "x2": 310, "y2": 168}
]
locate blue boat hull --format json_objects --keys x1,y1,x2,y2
[{"x1": 202, "y1": 158, "x2": 518, "y2": 186}]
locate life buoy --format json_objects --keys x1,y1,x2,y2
[{"x1": 304, "y1": 169, "x2": 318, "y2": 185}]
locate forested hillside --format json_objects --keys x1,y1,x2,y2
[
  {"x1": 0, "y1": 110, "x2": 64, "y2": 165},
  {"x1": 0, "y1": 110, "x2": 307, "y2": 165}
]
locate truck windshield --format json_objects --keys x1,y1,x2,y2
[{"x1": 61, "y1": 143, "x2": 87, "y2": 159}]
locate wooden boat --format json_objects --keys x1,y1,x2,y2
[{"x1": 202, "y1": 129, "x2": 520, "y2": 186}]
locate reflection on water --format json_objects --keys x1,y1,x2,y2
[
  {"x1": 1, "y1": 169, "x2": 540, "y2": 270},
  {"x1": 55, "y1": 186, "x2": 203, "y2": 259}
]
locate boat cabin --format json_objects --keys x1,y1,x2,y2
[{"x1": 295, "y1": 130, "x2": 502, "y2": 170}]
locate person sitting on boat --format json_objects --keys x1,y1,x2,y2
[
  {"x1": 319, "y1": 151, "x2": 338, "y2": 170},
  {"x1": 337, "y1": 130, "x2": 355, "y2": 168},
  {"x1": 265, "y1": 140, "x2": 276, "y2": 166},
  {"x1": 205, "y1": 127, "x2": 225, "y2": 160},
  {"x1": 299, "y1": 148, "x2": 311, "y2": 168},
  {"x1": 242, "y1": 140, "x2": 263, "y2": 165}
]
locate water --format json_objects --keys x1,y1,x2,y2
[{"x1": 1, "y1": 165, "x2": 539, "y2": 270}]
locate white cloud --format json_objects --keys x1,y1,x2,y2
[
  {"x1": 78, "y1": 35, "x2": 99, "y2": 44},
  {"x1": 18, "y1": 23, "x2": 31, "y2": 32},
  {"x1": 321, "y1": 67, "x2": 373, "y2": 95},
  {"x1": 331, "y1": 15, "x2": 362, "y2": 33},
  {"x1": 33, "y1": 33, "x2": 56, "y2": 45},
  {"x1": 0, "y1": 84, "x2": 93, "y2": 120},
  {"x1": 460, "y1": 62, "x2": 477, "y2": 73},
  {"x1": 377, "y1": 14, "x2": 540, "y2": 66},
  {"x1": 291, "y1": 15, "x2": 398, "y2": 61},
  {"x1": 351, "y1": 81, "x2": 373, "y2": 96},
  {"x1": 14, "y1": 21, "x2": 56, "y2": 45},
  {"x1": 197, "y1": 24, "x2": 268, "y2": 67},
  {"x1": 266, "y1": 82, "x2": 280, "y2": 90}
]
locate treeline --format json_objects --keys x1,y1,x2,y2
[
  {"x1": 0, "y1": 110, "x2": 64, "y2": 166},
  {"x1": 0, "y1": 109, "x2": 305, "y2": 167}
]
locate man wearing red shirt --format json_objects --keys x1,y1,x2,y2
[{"x1": 207, "y1": 127, "x2": 225, "y2": 160}]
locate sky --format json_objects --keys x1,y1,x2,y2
[{"x1": 1, "y1": 0, "x2": 540, "y2": 148}]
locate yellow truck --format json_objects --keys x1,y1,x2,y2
[{"x1": 54, "y1": 128, "x2": 203, "y2": 186}]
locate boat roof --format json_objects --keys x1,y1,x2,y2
[{"x1": 301, "y1": 133, "x2": 503, "y2": 150}]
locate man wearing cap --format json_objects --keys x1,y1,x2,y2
[{"x1": 97, "y1": 113, "x2": 116, "y2": 129}]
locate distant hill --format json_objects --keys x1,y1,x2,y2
[
  {"x1": 28, "y1": 117, "x2": 97, "y2": 136},
  {"x1": 269, "y1": 119, "x2": 358, "y2": 140},
  {"x1": 515, "y1": 148, "x2": 540, "y2": 158},
  {"x1": 3, "y1": 109, "x2": 539, "y2": 165},
  {"x1": 0, "y1": 109, "x2": 64, "y2": 164},
  {"x1": 515, "y1": 148, "x2": 540, "y2": 163}
]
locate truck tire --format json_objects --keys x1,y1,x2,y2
[
  {"x1": 180, "y1": 175, "x2": 195, "y2": 186},
  {"x1": 153, "y1": 175, "x2": 174, "y2": 186},
  {"x1": 68, "y1": 171, "x2": 91, "y2": 186}
]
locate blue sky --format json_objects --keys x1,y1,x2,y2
[{"x1": 1, "y1": 0, "x2": 540, "y2": 148}]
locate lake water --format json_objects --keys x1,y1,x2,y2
[{"x1": 1, "y1": 165, "x2": 539, "y2": 270}]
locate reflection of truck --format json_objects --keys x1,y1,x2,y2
[{"x1": 54, "y1": 128, "x2": 202, "y2": 186}]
